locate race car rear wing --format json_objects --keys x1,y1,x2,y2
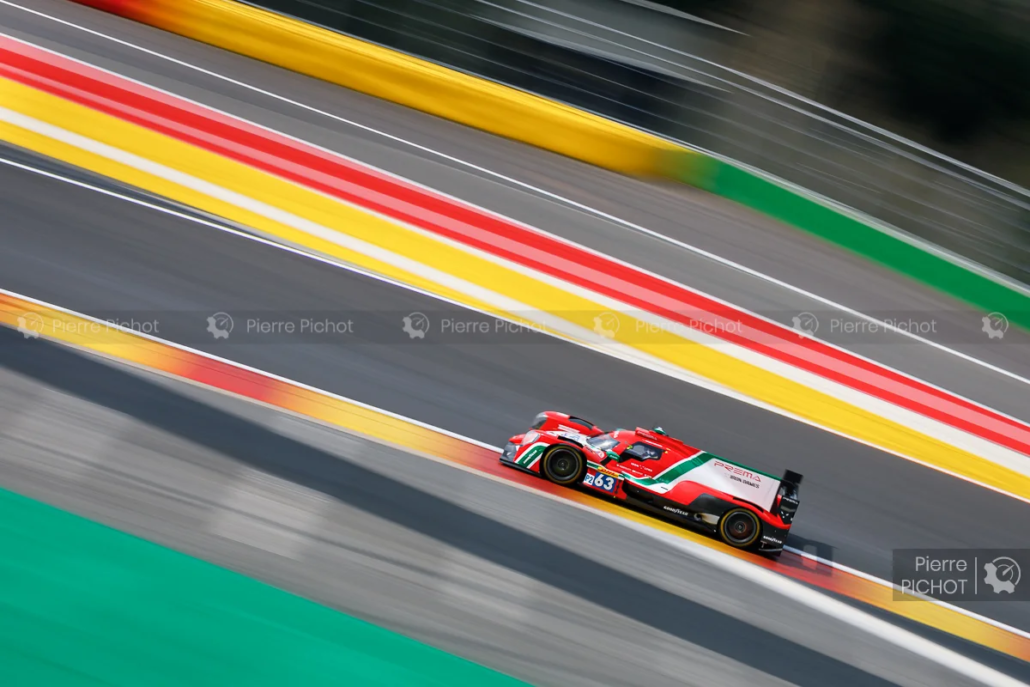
[{"x1": 775, "y1": 470, "x2": 803, "y2": 524}]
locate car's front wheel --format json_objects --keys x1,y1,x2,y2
[
  {"x1": 718, "y1": 508, "x2": 762, "y2": 549},
  {"x1": 541, "y1": 445, "x2": 585, "y2": 486}
]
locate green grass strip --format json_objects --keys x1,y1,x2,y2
[
  {"x1": 680, "y1": 156, "x2": 1030, "y2": 331},
  {"x1": 0, "y1": 487, "x2": 531, "y2": 686}
]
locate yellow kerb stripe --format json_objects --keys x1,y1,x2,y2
[{"x1": 1, "y1": 75, "x2": 1027, "y2": 503}]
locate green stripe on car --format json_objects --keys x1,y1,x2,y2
[
  {"x1": 624, "y1": 451, "x2": 711, "y2": 488},
  {"x1": 516, "y1": 443, "x2": 546, "y2": 467}
]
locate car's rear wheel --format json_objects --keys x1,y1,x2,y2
[
  {"x1": 718, "y1": 508, "x2": 762, "y2": 549},
  {"x1": 541, "y1": 445, "x2": 585, "y2": 486}
]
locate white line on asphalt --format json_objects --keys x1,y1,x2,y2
[
  {"x1": 785, "y1": 546, "x2": 1030, "y2": 642},
  {"x1": 1, "y1": 2, "x2": 1028, "y2": 398},
  {"x1": 3, "y1": 149, "x2": 1028, "y2": 507},
  {"x1": 0, "y1": 108, "x2": 710, "y2": 378},
  {"x1": 626, "y1": 520, "x2": 1029, "y2": 687},
  {"x1": 2, "y1": 281, "x2": 1029, "y2": 641},
  {"x1": 0, "y1": 289, "x2": 1025, "y2": 686},
  {"x1": 392, "y1": 203, "x2": 1030, "y2": 476},
  {"x1": 5, "y1": 20, "x2": 1030, "y2": 477}
]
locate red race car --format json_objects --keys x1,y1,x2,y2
[{"x1": 500, "y1": 411, "x2": 802, "y2": 556}]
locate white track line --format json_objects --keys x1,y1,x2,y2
[
  {"x1": 6, "y1": 23, "x2": 1030, "y2": 455},
  {"x1": 1, "y1": 155, "x2": 1029, "y2": 639},
  {"x1": 2, "y1": 5, "x2": 1028, "y2": 677},
  {"x1": 4, "y1": 147, "x2": 1029, "y2": 507},
  {"x1": 0, "y1": 286, "x2": 1025, "y2": 687},
  {"x1": 2, "y1": 0, "x2": 1029, "y2": 395},
  {"x1": 4, "y1": 147, "x2": 1030, "y2": 510},
  {"x1": 628, "y1": 520, "x2": 1029, "y2": 687}
]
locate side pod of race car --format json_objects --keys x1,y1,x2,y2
[{"x1": 500, "y1": 411, "x2": 802, "y2": 556}]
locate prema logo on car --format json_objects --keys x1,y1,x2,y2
[
  {"x1": 713, "y1": 461, "x2": 761, "y2": 482},
  {"x1": 712, "y1": 460, "x2": 763, "y2": 489}
]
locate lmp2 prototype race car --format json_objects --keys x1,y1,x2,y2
[{"x1": 500, "y1": 411, "x2": 802, "y2": 555}]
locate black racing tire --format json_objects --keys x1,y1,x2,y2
[
  {"x1": 541, "y1": 444, "x2": 586, "y2": 486},
  {"x1": 718, "y1": 508, "x2": 762, "y2": 549}
]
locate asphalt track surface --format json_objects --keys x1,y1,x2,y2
[
  {"x1": 3, "y1": 149, "x2": 1030, "y2": 648},
  {"x1": 0, "y1": 0, "x2": 1028, "y2": 678},
  {"x1": 0, "y1": 333, "x2": 1026, "y2": 687},
  {"x1": 1, "y1": 0, "x2": 1029, "y2": 423}
]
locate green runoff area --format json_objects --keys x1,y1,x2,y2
[
  {"x1": 0, "y1": 486, "x2": 530, "y2": 686},
  {"x1": 680, "y1": 156, "x2": 1030, "y2": 330}
]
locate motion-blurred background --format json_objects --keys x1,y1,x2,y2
[
  {"x1": 3, "y1": 0, "x2": 1030, "y2": 684},
  {"x1": 252, "y1": 0, "x2": 1030, "y2": 281}
]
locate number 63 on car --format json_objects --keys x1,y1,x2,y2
[{"x1": 500, "y1": 411, "x2": 803, "y2": 556}]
